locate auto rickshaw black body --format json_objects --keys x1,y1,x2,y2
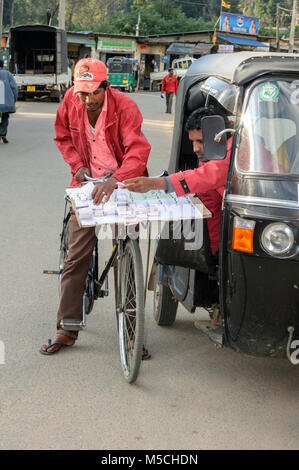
[{"x1": 153, "y1": 52, "x2": 299, "y2": 362}]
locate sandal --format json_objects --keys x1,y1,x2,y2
[
  {"x1": 40, "y1": 334, "x2": 75, "y2": 355},
  {"x1": 142, "y1": 346, "x2": 151, "y2": 360}
]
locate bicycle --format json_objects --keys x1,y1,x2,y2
[{"x1": 46, "y1": 174, "x2": 146, "y2": 383}]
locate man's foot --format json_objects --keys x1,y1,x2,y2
[
  {"x1": 1, "y1": 136, "x2": 8, "y2": 143},
  {"x1": 40, "y1": 332, "x2": 76, "y2": 355},
  {"x1": 211, "y1": 306, "x2": 222, "y2": 326},
  {"x1": 142, "y1": 346, "x2": 151, "y2": 360}
]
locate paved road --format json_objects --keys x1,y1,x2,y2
[{"x1": 0, "y1": 93, "x2": 299, "y2": 450}]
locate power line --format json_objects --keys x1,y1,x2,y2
[{"x1": 173, "y1": 0, "x2": 208, "y2": 6}]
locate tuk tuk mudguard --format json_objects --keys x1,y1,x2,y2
[{"x1": 166, "y1": 52, "x2": 299, "y2": 359}]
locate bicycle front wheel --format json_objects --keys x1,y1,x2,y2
[{"x1": 118, "y1": 238, "x2": 144, "y2": 383}]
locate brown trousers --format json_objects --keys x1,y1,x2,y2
[
  {"x1": 57, "y1": 214, "x2": 119, "y2": 338},
  {"x1": 56, "y1": 213, "x2": 97, "y2": 338}
]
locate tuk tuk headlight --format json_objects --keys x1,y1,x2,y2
[{"x1": 261, "y1": 223, "x2": 294, "y2": 255}]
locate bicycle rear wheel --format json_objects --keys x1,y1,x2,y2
[
  {"x1": 58, "y1": 212, "x2": 70, "y2": 296},
  {"x1": 118, "y1": 238, "x2": 144, "y2": 383}
]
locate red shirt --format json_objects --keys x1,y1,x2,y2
[
  {"x1": 168, "y1": 139, "x2": 232, "y2": 255},
  {"x1": 84, "y1": 93, "x2": 119, "y2": 178},
  {"x1": 161, "y1": 74, "x2": 178, "y2": 94},
  {"x1": 54, "y1": 87, "x2": 151, "y2": 186}
]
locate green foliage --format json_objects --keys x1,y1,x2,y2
[{"x1": 2, "y1": 0, "x2": 297, "y2": 36}]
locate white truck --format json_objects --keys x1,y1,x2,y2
[
  {"x1": 9, "y1": 24, "x2": 72, "y2": 102},
  {"x1": 150, "y1": 57, "x2": 196, "y2": 91}
]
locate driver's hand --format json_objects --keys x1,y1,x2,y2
[
  {"x1": 92, "y1": 177, "x2": 118, "y2": 205},
  {"x1": 123, "y1": 177, "x2": 167, "y2": 193},
  {"x1": 75, "y1": 166, "x2": 91, "y2": 183}
]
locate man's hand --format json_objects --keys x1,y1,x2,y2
[
  {"x1": 123, "y1": 177, "x2": 167, "y2": 193},
  {"x1": 92, "y1": 177, "x2": 118, "y2": 205},
  {"x1": 75, "y1": 166, "x2": 91, "y2": 183}
]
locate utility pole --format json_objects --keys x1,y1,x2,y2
[
  {"x1": 58, "y1": 0, "x2": 66, "y2": 30},
  {"x1": 276, "y1": 3, "x2": 280, "y2": 51},
  {"x1": 136, "y1": 12, "x2": 140, "y2": 37},
  {"x1": 288, "y1": 0, "x2": 297, "y2": 53},
  {"x1": 0, "y1": 0, "x2": 3, "y2": 47}
]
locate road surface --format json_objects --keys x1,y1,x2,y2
[{"x1": 0, "y1": 93, "x2": 298, "y2": 450}]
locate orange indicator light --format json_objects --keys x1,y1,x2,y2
[{"x1": 232, "y1": 217, "x2": 256, "y2": 253}]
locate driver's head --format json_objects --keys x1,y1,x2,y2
[{"x1": 185, "y1": 106, "x2": 229, "y2": 162}]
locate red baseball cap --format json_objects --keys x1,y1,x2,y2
[{"x1": 73, "y1": 58, "x2": 108, "y2": 94}]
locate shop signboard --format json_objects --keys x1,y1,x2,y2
[
  {"x1": 97, "y1": 38, "x2": 136, "y2": 53},
  {"x1": 218, "y1": 44, "x2": 234, "y2": 53},
  {"x1": 220, "y1": 13, "x2": 259, "y2": 35}
]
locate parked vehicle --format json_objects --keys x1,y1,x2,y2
[
  {"x1": 150, "y1": 57, "x2": 195, "y2": 91},
  {"x1": 152, "y1": 52, "x2": 299, "y2": 363},
  {"x1": 9, "y1": 24, "x2": 72, "y2": 101},
  {"x1": 107, "y1": 56, "x2": 138, "y2": 93}
]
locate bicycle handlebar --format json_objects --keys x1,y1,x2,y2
[
  {"x1": 83, "y1": 170, "x2": 168, "y2": 184},
  {"x1": 83, "y1": 172, "x2": 113, "y2": 183}
]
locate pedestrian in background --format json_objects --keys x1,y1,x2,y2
[
  {"x1": 161, "y1": 68, "x2": 178, "y2": 114},
  {"x1": 0, "y1": 60, "x2": 18, "y2": 144}
]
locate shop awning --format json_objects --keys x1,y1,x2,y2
[
  {"x1": 67, "y1": 34, "x2": 96, "y2": 47},
  {"x1": 217, "y1": 34, "x2": 269, "y2": 48},
  {"x1": 192, "y1": 43, "x2": 213, "y2": 54},
  {"x1": 166, "y1": 43, "x2": 196, "y2": 55}
]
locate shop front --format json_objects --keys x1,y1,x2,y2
[
  {"x1": 136, "y1": 43, "x2": 165, "y2": 90},
  {"x1": 67, "y1": 33, "x2": 97, "y2": 74}
]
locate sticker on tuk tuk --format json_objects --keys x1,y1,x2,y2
[{"x1": 259, "y1": 83, "x2": 279, "y2": 102}]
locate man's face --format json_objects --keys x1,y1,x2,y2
[
  {"x1": 77, "y1": 86, "x2": 105, "y2": 113},
  {"x1": 169, "y1": 69, "x2": 174, "y2": 76},
  {"x1": 188, "y1": 129, "x2": 207, "y2": 162}
]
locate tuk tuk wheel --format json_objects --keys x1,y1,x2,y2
[{"x1": 153, "y1": 281, "x2": 178, "y2": 326}]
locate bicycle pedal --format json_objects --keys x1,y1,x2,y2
[
  {"x1": 43, "y1": 269, "x2": 60, "y2": 275},
  {"x1": 97, "y1": 289, "x2": 109, "y2": 298},
  {"x1": 60, "y1": 319, "x2": 85, "y2": 331}
]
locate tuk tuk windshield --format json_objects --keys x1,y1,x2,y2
[{"x1": 238, "y1": 80, "x2": 299, "y2": 175}]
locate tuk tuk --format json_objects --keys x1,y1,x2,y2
[
  {"x1": 107, "y1": 56, "x2": 138, "y2": 92},
  {"x1": 153, "y1": 52, "x2": 299, "y2": 363}
]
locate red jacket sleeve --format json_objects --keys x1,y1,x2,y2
[
  {"x1": 168, "y1": 138, "x2": 232, "y2": 196},
  {"x1": 54, "y1": 93, "x2": 86, "y2": 177},
  {"x1": 161, "y1": 76, "x2": 166, "y2": 93},
  {"x1": 112, "y1": 99, "x2": 151, "y2": 182}
]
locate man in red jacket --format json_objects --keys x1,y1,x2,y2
[
  {"x1": 123, "y1": 106, "x2": 232, "y2": 325},
  {"x1": 161, "y1": 68, "x2": 178, "y2": 114},
  {"x1": 123, "y1": 106, "x2": 231, "y2": 257},
  {"x1": 41, "y1": 58, "x2": 151, "y2": 355}
]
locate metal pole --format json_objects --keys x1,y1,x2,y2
[
  {"x1": 276, "y1": 3, "x2": 280, "y2": 51},
  {"x1": 0, "y1": 0, "x2": 4, "y2": 46},
  {"x1": 58, "y1": 0, "x2": 66, "y2": 30},
  {"x1": 136, "y1": 12, "x2": 140, "y2": 37},
  {"x1": 288, "y1": 0, "x2": 297, "y2": 53}
]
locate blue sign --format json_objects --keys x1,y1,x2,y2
[
  {"x1": 162, "y1": 55, "x2": 169, "y2": 63},
  {"x1": 220, "y1": 13, "x2": 259, "y2": 35}
]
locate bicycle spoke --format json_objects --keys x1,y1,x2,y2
[{"x1": 118, "y1": 239, "x2": 144, "y2": 383}]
